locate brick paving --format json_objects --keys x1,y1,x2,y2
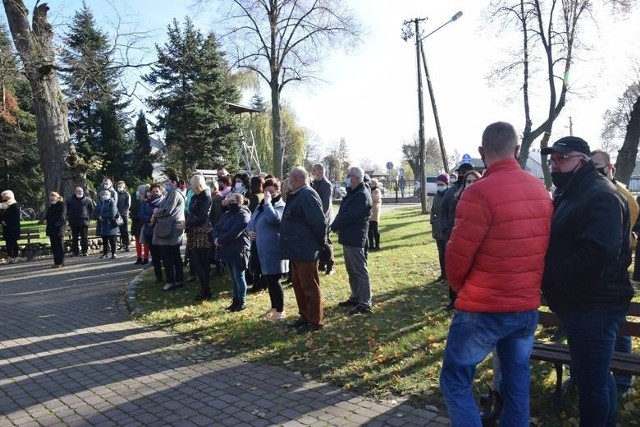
[{"x1": 0, "y1": 251, "x2": 449, "y2": 426}]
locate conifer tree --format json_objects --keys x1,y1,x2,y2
[
  {"x1": 144, "y1": 18, "x2": 240, "y2": 178},
  {"x1": 132, "y1": 111, "x2": 154, "y2": 181}
]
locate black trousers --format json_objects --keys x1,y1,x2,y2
[
  {"x1": 161, "y1": 244, "x2": 184, "y2": 284},
  {"x1": 436, "y1": 238, "x2": 446, "y2": 278},
  {"x1": 118, "y1": 215, "x2": 129, "y2": 248},
  {"x1": 49, "y1": 235, "x2": 65, "y2": 266},
  {"x1": 264, "y1": 274, "x2": 284, "y2": 312},
  {"x1": 150, "y1": 242, "x2": 163, "y2": 281},
  {"x1": 5, "y1": 236, "x2": 18, "y2": 258},
  {"x1": 70, "y1": 225, "x2": 89, "y2": 255},
  {"x1": 102, "y1": 236, "x2": 116, "y2": 255},
  {"x1": 190, "y1": 247, "x2": 212, "y2": 297},
  {"x1": 368, "y1": 221, "x2": 380, "y2": 249}
]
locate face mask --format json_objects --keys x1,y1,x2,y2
[
  {"x1": 437, "y1": 185, "x2": 447, "y2": 193},
  {"x1": 117, "y1": 187, "x2": 124, "y2": 192},
  {"x1": 49, "y1": 199, "x2": 57, "y2": 205},
  {"x1": 234, "y1": 183, "x2": 244, "y2": 191},
  {"x1": 597, "y1": 167, "x2": 607, "y2": 176},
  {"x1": 345, "y1": 178, "x2": 352, "y2": 187},
  {"x1": 165, "y1": 183, "x2": 173, "y2": 192},
  {"x1": 551, "y1": 171, "x2": 574, "y2": 190},
  {"x1": 75, "y1": 193, "x2": 83, "y2": 198},
  {"x1": 101, "y1": 195, "x2": 110, "y2": 201},
  {"x1": 0, "y1": 202, "x2": 7, "y2": 210},
  {"x1": 102, "y1": 182, "x2": 112, "y2": 190}
]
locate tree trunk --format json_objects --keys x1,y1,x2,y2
[
  {"x1": 614, "y1": 96, "x2": 640, "y2": 186},
  {"x1": 271, "y1": 82, "x2": 283, "y2": 178},
  {"x1": 2, "y1": 1, "x2": 85, "y2": 200}
]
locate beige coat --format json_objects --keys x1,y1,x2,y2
[{"x1": 369, "y1": 187, "x2": 382, "y2": 222}]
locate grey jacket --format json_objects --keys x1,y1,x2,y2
[{"x1": 152, "y1": 189, "x2": 185, "y2": 246}]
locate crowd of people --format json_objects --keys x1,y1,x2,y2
[{"x1": 3, "y1": 122, "x2": 638, "y2": 425}]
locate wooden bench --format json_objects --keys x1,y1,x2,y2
[
  {"x1": 531, "y1": 299, "x2": 640, "y2": 407},
  {"x1": 13, "y1": 228, "x2": 49, "y2": 260},
  {"x1": 64, "y1": 226, "x2": 101, "y2": 253}
]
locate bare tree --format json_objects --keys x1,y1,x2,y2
[
  {"x1": 213, "y1": 0, "x2": 362, "y2": 178},
  {"x1": 487, "y1": 0, "x2": 632, "y2": 187},
  {"x1": 612, "y1": 85, "x2": 640, "y2": 184},
  {"x1": 2, "y1": 0, "x2": 86, "y2": 197}
]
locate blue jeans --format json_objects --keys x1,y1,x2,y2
[
  {"x1": 560, "y1": 311, "x2": 625, "y2": 427},
  {"x1": 224, "y1": 262, "x2": 247, "y2": 302},
  {"x1": 440, "y1": 310, "x2": 538, "y2": 427}
]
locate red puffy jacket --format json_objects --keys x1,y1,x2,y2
[{"x1": 445, "y1": 158, "x2": 553, "y2": 313}]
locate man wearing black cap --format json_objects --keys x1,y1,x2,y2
[
  {"x1": 438, "y1": 162, "x2": 474, "y2": 308},
  {"x1": 541, "y1": 136, "x2": 634, "y2": 426}
]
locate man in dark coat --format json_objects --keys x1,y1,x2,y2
[
  {"x1": 542, "y1": 136, "x2": 635, "y2": 426},
  {"x1": 280, "y1": 166, "x2": 327, "y2": 334},
  {"x1": 66, "y1": 187, "x2": 94, "y2": 256},
  {"x1": 311, "y1": 163, "x2": 335, "y2": 275},
  {"x1": 331, "y1": 166, "x2": 373, "y2": 315}
]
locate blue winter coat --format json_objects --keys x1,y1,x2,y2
[
  {"x1": 94, "y1": 198, "x2": 119, "y2": 237},
  {"x1": 213, "y1": 205, "x2": 250, "y2": 267},
  {"x1": 247, "y1": 196, "x2": 289, "y2": 275},
  {"x1": 331, "y1": 182, "x2": 372, "y2": 247}
]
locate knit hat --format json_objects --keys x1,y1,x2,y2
[{"x1": 436, "y1": 173, "x2": 449, "y2": 185}]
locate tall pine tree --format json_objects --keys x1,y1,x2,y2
[
  {"x1": 60, "y1": 2, "x2": 131, "y2": 186},
  {"x1": 144, "y1": 18, "x2": 240, "y2": 178},
  {"x1": 131, "y1": 111, "x2": 154, "y2": 181}
]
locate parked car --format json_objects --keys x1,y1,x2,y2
[{"x1": 415, "y1": 176, "x2": 438, "y2": 196}]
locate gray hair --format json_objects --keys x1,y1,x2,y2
[
  {"x1": 347, "y1": 166, "x2": 364, "y2": 181},
  {"x1": 136, "y1": 184, "x2": 150, "y2": 201}
]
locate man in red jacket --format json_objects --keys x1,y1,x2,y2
[{"x1": 439, "y1": 122, "x2": 553, "y2": 426}]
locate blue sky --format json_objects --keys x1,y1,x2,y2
[{"x1": 12, "y1": 0, "x2": 640, "y2": 171}]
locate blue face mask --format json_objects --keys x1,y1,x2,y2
[
  {"x1": 101, "y1": 195, "x2": 110, "y2": 201},
  {"x1": 345, "y1": 178, "x2": 352, "y2": 187},
  {"x1": 165, "y1": 183, "x2": 173, "y2": 192}
]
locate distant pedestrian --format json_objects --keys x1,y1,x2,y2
[
  {"x1": 115, "y1": 181, "x2": 131, "y2": 251},
  {"x1": 429, "y1": 174, "x2": 449, "y2": 281},
  {"x1": 331, "y1": 166, "x2": 373, "y2": 315},
  {"x1": 368, "y1": 178, "x2": 382, "y2": 252},
  {"x1": 311, "y1": 163, "x2": 335, "y2": 275},
  {"x1": 45, "y1": 192, "x2": 67, "y2": 268},
  {"x1": 0, "y1": 190, "x2": 20, "y2": 263},
  {"x1": 398, "y1": 176, "x2": 406, "y2": 198},
  {"x1": 280, "y1": 166, "x2": 327, "y2": 333},
  {"x1": 66, "y1": 187, "x2": 94, "y2": 257},
  {"x1": 132, "y1": 184, "x2": 151, "y2": 265},
  {"x1": 94, "y1": 189, "x2": 119, "y2": 259}
]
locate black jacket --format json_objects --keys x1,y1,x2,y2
[
  {"x1": 45, "y1": 201, "x2": 67, "y2": 237},
  {"x1": 279, "y1": 184, "x2": 327, "y2": 262},
  {"x1": 66, "y1": 195, "x2": 94, "y2": 227},
  {"x1": 311, "y1": 176, "x2": 332, "y2": 219},
  {"x1": 213, "y1": 204, "x2": 250, "y2": 267},
  {"x1": 331, "y1": 182, "x2": 372, "y2": 247},
  {"x1": 1, "y1": 203, "x2": 20, "y2": 240},
  {"x1": 186, "y1": 189, "x2": 212, "y2": 229},
  {"x1": 542, "y1": 161, "x2": 634, "y2": 315}
]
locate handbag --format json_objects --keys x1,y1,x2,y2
[
  {"x1": 115, "y1": 214, "x2": 124, "y2": 226},
  {"x1": 154, "y1": 217, "x2": 173, "y2": 238}
]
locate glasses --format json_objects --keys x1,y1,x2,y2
[{"x1": 546, "y1": 154, "x2": 583, "y2": 166}]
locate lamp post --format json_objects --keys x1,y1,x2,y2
[{"x1": 403, "y1": 11, "x2": 463, "y2": 213}]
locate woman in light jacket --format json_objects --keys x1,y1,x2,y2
[
  {"x1": 247, "y1": 178, "x2": 289, "y2": 320},
  {"x1": 368, "y1": 178, "x2": 382, "y2": 251}
]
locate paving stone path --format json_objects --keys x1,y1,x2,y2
[{"x1": 0, "y1": 250, "x2": 449, "y2": 426}]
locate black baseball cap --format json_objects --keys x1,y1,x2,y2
[{"x1": 541, "y1": 136, "x2": 590, "y2": 156}]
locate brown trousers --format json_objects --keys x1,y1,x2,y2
[{"x1": 291, "y1": 260, "x2": 323, "y2": 326}]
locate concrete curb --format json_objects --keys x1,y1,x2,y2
[{"x1": 125, "y1": 268, "x2": 148, "y2": 318}]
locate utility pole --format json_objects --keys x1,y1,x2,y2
[{"x1": 403, "y1": 17, "x2": 428, "y2": 214}]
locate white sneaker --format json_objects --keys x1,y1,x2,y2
[
  {"x1": 269, "y1": 311, "x2": 286, "y2": 321},
  {"x1": 263, "y1": 308, "x2": 276, "y2": 320}
]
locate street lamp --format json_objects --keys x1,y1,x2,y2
[{"x1": 402, "y1": 11, "x2": 463, "y2": 214}]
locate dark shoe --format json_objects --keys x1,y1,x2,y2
[
  {"x1": 141, "y1": 259, "x2": 149, "y2": 265},
  {"x1": 349, "y1": 304, "x2": 372, "y2": 315},
  {"x1": 194, "y1": 294, "x2": 212, "y2": 302},
  {"x1": 81, "y1": 252, "x2": 88, "y2": 257},
  {"x1": 289, "y1": 317, "x2": 308, "y2": 329},
  {"x1": 444, "y1": 301, "x2": 455, "y2": 312},
  {"x1": 338, "y1": 299, "x2": 358, "y2": 307},
  {"x1": 226, "y1": 299, "x2": 238, "y2": 311},
  {"x1": 99, "y1": 253, "x2": 108, "y2": 259},
  {"x1": 111, "y1": 254, "x2": 117, "y2": 259},
  {"x1": 479, "y1": 388, "x2": 503, "y2": 425},
  {"x1": 318, "y1": 265, "x2": 326, "y2": 272},
  {"x1": 135, "y1": 258, "x2": 143, "y2": 265},
  {"x1": 247, "y1": 286, "x2": 265, "y2": 294},
  {"x1": 325, "y1": 268, "x2": 335, "y2": 276},
  {"x1": 51, "y1": 264, "x2": 63, "y2": 269},
  {"x1": 163, "y1": 283, "x2": 182, "y2": 291},
  {"x1": 230, "y1": 302, "x2": 246, "y2": 312},
  {"x1": 187, "y1": 275, "x2": 197, "y2": 283},
  {"x1": 124, "y1": 247, "x2": 130, "y2": 252},
  {"x1": 297, "y1": 323, "x2": 322, "y2": 334},
  {"x1": 373, "y1": 246, "x2": 380, "y2": 252}
]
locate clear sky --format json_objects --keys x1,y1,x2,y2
[{"x1": 15, "y1": 0, "x2": 640, "y2": 171}]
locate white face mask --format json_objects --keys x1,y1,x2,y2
[
  {"x1": 437, "y1": 185, "x2": 447, "y2": 192},
  {"x1": 101, "y1": 195, "x2": 110, "y2": 201},
  {"x1": 0, "y1": 202, "x2": 7, "y2": 210},
  {"x1": 234, "y1": 183, "x2": 244, "y2": 191}
]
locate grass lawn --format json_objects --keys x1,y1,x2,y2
[{"x1": 134, "y1": 206, "x2": 640, "y2": 426}]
